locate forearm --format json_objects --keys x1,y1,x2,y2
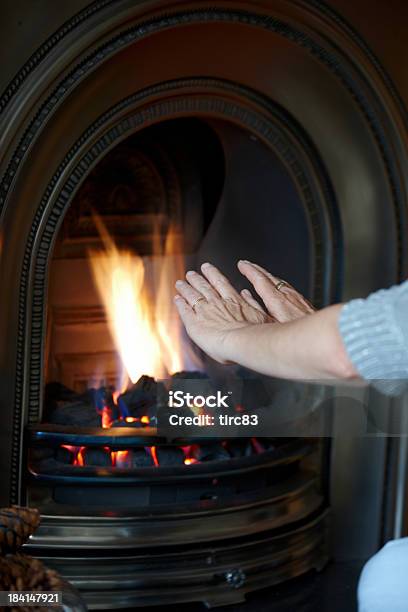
[{"x1": 223, "y1": 304, "x2": 358, "y2": 380}]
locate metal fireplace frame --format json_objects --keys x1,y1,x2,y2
[
  {"x1": 24, "y1": 428, "x2": 330, "y2": 607},
  {"x1": 0, "y1": 0, "x2": 407, "y2": 591}
]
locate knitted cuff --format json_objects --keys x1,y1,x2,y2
[{"x1": 339, "y1": 295, "x2": 408, "y2": 396}]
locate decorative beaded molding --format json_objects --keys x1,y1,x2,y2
[
  {"x1": 1, "y1": 1, "x2": 406, "y2": 122},
  {"x1": 0, "y1": 8, "x2": 405, "y2": 229},
  {"x1": 3, "y1": 5, "x2": 405, "y2": 502}
]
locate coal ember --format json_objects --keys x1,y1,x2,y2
[
  {"x1": 55, "y1": 446, "x2": 74, "y2": 464},
  {"x1": 119, "y1": 375, "x2": 166, "y2": 418},
  {"x1": 170, "y1": 371, "x2": 214, "y2": 399},
  {"x1": 251, "y1": 438, "x2": 267, "y2": 454},
  {"x1": 263, "y1": 438, "x2": 276, "y2": 451},
  {"x1": 82, "y1": 448, "x2": 111, "y2": 467},
  {"x1": 43, "y1": 382, "x2": 78, "y2": 420},
  {"x1": 171, "y1": 370, "x2": 209, "y2": 380},
  {"x1": 83, "y1": 387, "x2": 120, "y2": 421},
  {"x1": 47, "y1": 401, "x2": 102, "y2": 427},
  {"x1": 192, "y1": 443, "x2": 230, "y2": 462},
  {"x1": 115, "y1": 449, "x2": 154, "y2": 468},
  {"x1": 245, "y1": 442, "x2": 255, "y2": 457},
  {"x1": 132, "y1": 449, "x2": 154, "y2": 467},
  {"x1": 226, "y1": 440, "x2": 253, "y2": 458},
  {"x1": 155, "y1": 446, "x2": 185, "y2": 466},
  {"x1": 31, "y1": 447, "x2": 55, "y2": 462},
  {"x1": 110, "y1": 420, "x2": 140, "y2": 428},
  {"x1": 235, "y1": 372, "x2": 273, "y2": 410}
]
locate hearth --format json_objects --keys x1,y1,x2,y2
[
  {"x1": 27, "y1": 370, "x2": 329, "y2": 607},
  {"x1": 1, "y1": 0, "x2": 408, "y2": 610}
]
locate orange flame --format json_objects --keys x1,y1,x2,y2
[
  {"x1": 184, "y1": 457, "x2": 198, "y2": 465},
  {"x1": 60, "y1": 443, "x2": 201, "y2": 468},
  {"x1": 149, "y1": 446, "x2": 159, "y2": 467},
  {"x1": 89, "y1": 215, "x2": 201, "y2": 388},
  {"x1": 125, "y1": 416, "x2": 138, "y2": 424},
  {"x1": 113, "y1": 450, "x2": 131, "y2": 468}
]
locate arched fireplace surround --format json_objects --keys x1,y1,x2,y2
[{"x1": 0, "y1": 0, "x2": 407, "y2": 608}]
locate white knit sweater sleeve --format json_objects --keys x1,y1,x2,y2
[{"x1": 339, "y1": 280, "x2": 408, "y2": 395}]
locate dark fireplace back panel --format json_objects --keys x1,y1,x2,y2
[{"x1": 198, "y1": 119, "x2": 313, "y2": 298}]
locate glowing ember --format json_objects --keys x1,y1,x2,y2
[
  {"x1": 75, "y1": 447, "x2": 85, "y2": 467},
  {"x1": 100, "y1": 406, "x2": 113, "y2": 429},
  {"x1": 184, "y1": 457, "x2": 198, "y2": 465},
  {"x1": 59, "y1": 442, "x2": 203, "y2": 468},
  {"x1": 149, "y1": 446, "x2": 159, "y2": 467},
  {"x1": 61, "y1": 444, "x2": 85, "y2": 466},
  {"x1": 251, "y1": 438, "x2": 265, "y2": 454},
  {"x1": 112, "y1": 390, "x2": 121, "y2": 405},
  {"x1": 113, "y1": 450, "x2": 131, "y2": 468}
]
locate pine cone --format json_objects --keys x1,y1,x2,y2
[
  {"x1": 0, "y1": 506, "x2": 40, "y2": 554},
  {"x1": 0, "y1": 553, "x2": 64, "y2": 611}
]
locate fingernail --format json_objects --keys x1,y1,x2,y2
[
  {"x1": 238, "y1": 260, "x2": 250, "y2": 265},
  {"x1": 175, "y1": 280, "x2": 183, "y2": 287},
  {"x1": 201, "y1": 262, "x2": 211, "y2": 269},
  {"x1": 186, "y1": 270, "x2": 195, "y2": 276}
]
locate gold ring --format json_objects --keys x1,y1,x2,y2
[
  {"x1": 191, "y1": 296, "x2": 206, "y2": 310},
  {"x1": 275, "y1": 280, "x2": 288, "y2": 292}
]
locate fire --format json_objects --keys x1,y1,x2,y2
[
  {"x1": 149, "y1": 446, "x2": 159, "y2": 467},
  {"x1": 89, "y1": 215, "x2": 200, "y2": 388},
  {"x1": 126, "y1": 416, "x2": 138, "y2": 424},
  {"x1": 112, "y1": 450, "x2": 131, "y2": 468},
  {"x1": 100, "y1": 406, "x2": 113, "y2": 429},
  {"x1": 62, "y1": 445, "x2": 86, "y2": 466},
  {"x1": 184, "y1": 457, "x2": 198, "y2": 465},
  {"x1": 60, "y1": 443, "x2": 201, "y2": 468}
]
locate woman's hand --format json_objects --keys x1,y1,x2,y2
[
  {"x1": 237, "y1": 260, "x2": 315, "y2": 322},
  {"x1": 174, "y1": 263, "x2": 272, "y2": 363},
  {"x1": 174, "y1": 261, "x2": 356, "y2": 381}
]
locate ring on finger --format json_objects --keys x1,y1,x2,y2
[
  {"x1": 191, "y1": 296, "x2": 207, "y2": 311},
  {"x1": 275, "y1": 280, "x2": 288, "y2": 292}
]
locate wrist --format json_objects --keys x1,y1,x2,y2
[{"x1": 219, "y1": 324, "x2": 250, "y2": 364}]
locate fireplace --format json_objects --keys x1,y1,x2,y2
[
  {"x1": 0, "y1": 0, "x2": 407, "y2": 610},
  {"x1": 23, "y1": 111, "x2": 331, "y2": 607}
]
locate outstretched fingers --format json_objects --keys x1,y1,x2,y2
[
  {"x1": 173, "y1": 294, "x2": 196, "y2": 328},
  {"x1": 237, "y1": 260, "x2": 281, "y2": 309},
  {"x1": 237, "y1": 260, "x2": 315, "y2": 322},
  {"x1": 200, "y1": 262, "x2": 241, "y2": 301},
  {"x1": 185, "y1": 270, "x2": 219, "y2": 302},
  {"x1": 175, "y1": 279, "x2": 204, "y2": 307},
  {"x1": 240, "y1": 288, "x2": 268, "y2": 315}
]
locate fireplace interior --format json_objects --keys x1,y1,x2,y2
[
  {"x1": 1, "y1": 1, "x2": 407, "y2": 611},
  {"x1": 24, "y1": 116, "x2": 330, "y2": 608}
]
